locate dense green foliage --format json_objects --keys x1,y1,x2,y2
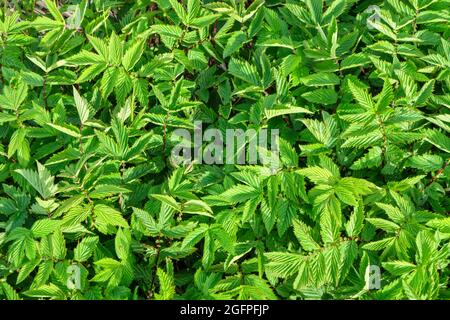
[{"x1": 0, "y1": 0, "x2": 449, "y2": 300}]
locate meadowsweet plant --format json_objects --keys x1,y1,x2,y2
[{"x1": 0, "y1": 0, "x2": 449, "y2": 301}]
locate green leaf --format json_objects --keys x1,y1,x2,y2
[
  {"x1": 348, "y1": 79, "x2": 374, "y2": 110},
  {"x1": 44, "y1": 0, "x2": 65, "y2": 23},
  {"x1": 122, "y1": 38, "x2": 146, "y2": 71},
  {"x1": 302, "y1": 88, "x2": 338, "y2": 105},
  {"x1": 423, "y1": 129, "x2": 450, "y2": 153},
  {"x1": 94, "y1": 204, "x2": 128, "y2": 230},
  {"x1": 265, "y1": 106, "x2": 312, "y2": 119},
  {"x1": 183, "y1": 200, "x2": 214, "y2": 218},
  {"x1": 293, "y1": 219, "x2": 320, "y2": 251},
  {"x1": 362, "y1": 237, "x2": 395, "y2": 251},
  {"x1": 31, "y1": 219, "x2": 61, "y2": 238},
  {"x1": 297, "y1": 167, "x2": 335, "y2": 184},
  {"x1": 47, "y1": 123, "x2": 81, "y2": 138},
  {"x1": 301, "y1": 73, "x2": 340, "y2": 87},
  {"x1": 74, "y1": 236, "x2": 99, "y2": 262},
  {"x1": 73, "y1": 87, "x2": 90, "y2": 124},
  {"x1": 383, "y1": 261, "x2": 416, "y2": 276},
  {"x1": 228, "y1": 58, "x2": 261, "y2": 86},
  {"x1": 366, "y1": 218, "x2": 400, "y2": 233},
  {"x1": 151, "y1": 194, "x2": 181, "y2": 212}
]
